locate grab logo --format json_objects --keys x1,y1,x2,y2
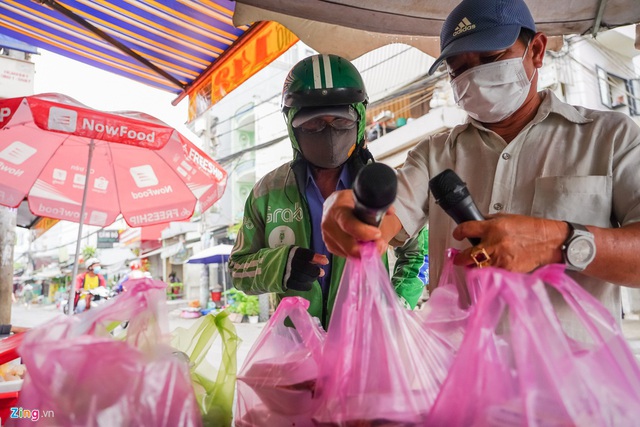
[
  {"x1": 268, "y1": 226, "x2": 295, "y2": 248},
  {"x1": 48, "y1": 107, "x2": 77, "y2": 132}
]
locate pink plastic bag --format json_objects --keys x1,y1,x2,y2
[
  {"x1": 427, "y1": 264, "x2": 640, "y2": 426},
  {"x1": 235, "y1": 296, "x2": 325, "y2": 427},
  {"x1": 14, "y1": 278, "x2": 201, "y2": 427},
  {"x1": 416, "y1": 248, "x2": 472, "y2": 355},
  {"x1": 312, "y1": 242, "x2": 456, "y2": 426}
]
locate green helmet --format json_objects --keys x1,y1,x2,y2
[
  {"x1": 282, "y1": 54, "x2": 368, "y2": 111},
  {"x1": 282, "y1": 54, "x2": 369, "y2": 153}
]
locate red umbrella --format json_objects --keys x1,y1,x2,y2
[
  {"x1": 0, "y1": 93, "x2": 227, "y2": 314},
  {"x1": 0, "y1": 93, "x2": 226, "y2": 226}
]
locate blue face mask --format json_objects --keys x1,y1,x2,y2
[{"x1": 92, "y1": 266, "x2": 102, "y2": 274}]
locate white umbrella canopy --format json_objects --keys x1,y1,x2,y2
[
  {"x1": 187, "y1": 244, "x2": 234, "y2": 304},
  {"x1": 187, "y1": 244, "x2": 234, "y2": 265},
  {"x1": 233, "y1": 0, "x2": 640, "y2": 60}
]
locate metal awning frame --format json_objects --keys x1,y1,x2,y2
[
  {"x1": 36, "y1": 0, "x2": 185, "y2": 90},
  {"x1": 28, "y1": 1, "x2": 272, "y2": 106}
]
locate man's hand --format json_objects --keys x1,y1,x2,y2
[
  {"x1": 321, "y1": 190, "x2": 392, "y2": 258},
  {"x1": 285, "y1": 247, "x2": 329, "y2": 291},
  {"x1": 452, "y1": 213, "x2": 567, "y2": 272}
]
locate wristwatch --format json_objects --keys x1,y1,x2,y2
[{"x1": 561, "y1": 222, "x2": 596, "y2": 271}]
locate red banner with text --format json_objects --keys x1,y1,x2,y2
[{"x1": 188, "y1": 21, "x2": 298, "y2": 121}]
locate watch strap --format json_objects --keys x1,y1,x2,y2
[
  {"x1": 567, "y1": 221, "x2": 588, "y2": 235},
  {"x1": 562, "y1": 221, "x2": 594, "y2": 271}
]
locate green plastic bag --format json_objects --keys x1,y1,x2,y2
[{"x1": 171, "y1": 311, "x2": 240, "y2": 427}]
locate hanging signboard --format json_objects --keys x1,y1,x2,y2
[
  {"x1": 0, "y1": 55, "x2": 35, "y2": 98},
  {"x1": 188, "y1": 21, "x2": 298, "y2": 121},
  {"x1": 97, "y1": 229, "x2": 120, "y2": 248},
  {"x1": 33, "y1": 217, "x2": 59, "y2": 239}
]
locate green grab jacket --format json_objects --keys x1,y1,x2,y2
[{"x1": 229, "y1": 158, "x2": 427, "y2": 328}]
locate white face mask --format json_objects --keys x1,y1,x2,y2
[{"x1": 450, "y1": 46, "x2": 536, "y2": 123}]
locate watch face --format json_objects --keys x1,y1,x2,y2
[{"x1": 567, "y1": 236, "x2": 596, "y2": 266}]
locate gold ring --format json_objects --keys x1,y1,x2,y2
[{"x1": 470, "y1": 247, "x2": 491, "y2": 268}]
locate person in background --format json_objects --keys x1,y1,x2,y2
[
  {"x1": 321, "y1": 0, "x2": 640, "y2": 338},
  {"x1": 116, "y1": 260, "x2": 149, "y2": 293},
  {"x1": 41, "y1": 280, "x2": 51, "y2": 303},
  {"x1": 229, "y1": 54, "x2": 428, "y2": 328},
  {"x1": 168, "y1": 271, "x2": 181, "y2": 283},
  {"x1": 21, "y1": 283, "x2": 34, "y2": 309},
  {"x1": 74, "y1": 257, "x2": 106, "y2": 312}
]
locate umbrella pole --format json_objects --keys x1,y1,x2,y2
[{"x1": 67, "y1": 139, "x2": 96, "y2": 316}]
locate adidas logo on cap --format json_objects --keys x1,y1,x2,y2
[{"x1": 453, "y1": 17, "x2": 476, "y2": 36}]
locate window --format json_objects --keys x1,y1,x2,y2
[
  {"x1": 597, "y1": 66, "x2": 640, "y2": 115},
  {"x1": 628, "y1": 79, "x2": 640, "y2": 116}
]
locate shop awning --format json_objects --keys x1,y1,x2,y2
[
  {"x1": 0, "y1": 33, "x2": 38, "y2": 54},
  {"x1": 233, "y1": 0, "x2": 640, "y2": 58},
  {"x1": 141, "y1": 241, "x2": 184, "y2": 259},
  {"x1": 5, "y1": 0, "x2": 636, "y2": 123},
  {"x1": 161, "y1": 242, "x2": 184, "y2": 260},
  {"x1": 0, "y1": 0, "x2": 297, "y2": 118},
  {"x1": 0, "y1": 0, "x2": 246, "y2": 94},
  {"x1": 140, "y1": 246, "x2": 164, "y2": 259}
]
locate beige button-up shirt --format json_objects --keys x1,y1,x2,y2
[{"x1": 395, "y1": 89, "x2": 640, "y2": 332}]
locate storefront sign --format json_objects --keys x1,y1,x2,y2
[
  {"x1": 188, "y1": 21, "x2": 298, "y2": 121},
  {"x1": 33, "y1": 217, "x2": 59, "y2": 239},
  {"x1": 0, "y1": 55, "x2": 34, "y2": 98},
  {"x1": 97, "y1": 229, "x2": 119, "y2": 248},
  {"x1": 119, "y1": 227, "x2": 141, "y2": 246}
]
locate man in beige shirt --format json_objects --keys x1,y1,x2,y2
[{"x1": 321, "y1": 0, "x2": 640, "y2": 333}]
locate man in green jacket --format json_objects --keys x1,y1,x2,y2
[{"x1": 229, "y1": 54, "x2": 427, "y2": 328}]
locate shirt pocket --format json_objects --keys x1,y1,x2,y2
[{"x1": 531, "y1": 175, "x2": 612, "y2": 227}]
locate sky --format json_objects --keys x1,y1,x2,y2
[{"x1": 31, "y1": 49, "x2": 197, "y2": 143}]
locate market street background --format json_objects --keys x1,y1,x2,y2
[
  {"x1": 9, "y1": 300, "x2": 640, "y2": 366},
  {"x1": 9, "y1": 301, "x2": 265, "y2": 369}
]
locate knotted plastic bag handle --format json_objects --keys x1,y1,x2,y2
[{"x1": 270, "y1": 297, "x2": 325, "y2": 364}]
